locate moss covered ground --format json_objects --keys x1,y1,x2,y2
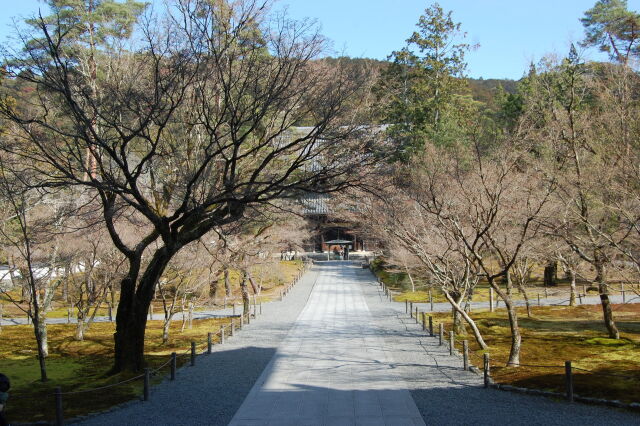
[
  {"x1": 0, "y1": 260, "x2": 303, "y2": 423},
  {"x1": 426, "y1": 303, "x2": 640, "y2": 404}
]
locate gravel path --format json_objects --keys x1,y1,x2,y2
[
  {"x1": 362, "y1": 266, "x2": 640, "y2": 425},
  {"x1": 76, "y1": 266, "x2": 321, "y2": 426},
  {"x1": 77, "y1": 262, "x2": 639, "y2": 425}
]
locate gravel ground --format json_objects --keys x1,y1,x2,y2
[
  {"x1": 75, "y1": 263, "x2": 639, "y2": 426},
  {"x1": 75, "y1": 267, "x2": 321, "y2": 426},
  {"x1": 361, "y1": 268, "x2": 640, "y2": 425}
]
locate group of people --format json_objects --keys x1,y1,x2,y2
[{"x1": 332, "y1": 245, "x2": 349, "y2": 260}]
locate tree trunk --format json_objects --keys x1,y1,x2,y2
[
  {"x1": 505, "y1": 270, "x2": 513, "y2": 296},
  {"x1": 112, "y1": 248, "x2": 173, "y2": 373},
  {"x1": 36, "y1": 310, "x2": 49, "y2": 357},
  {"x1": 75, "y1": 310, "x2": 86, "y2": 341},
  {"x1": 162, "y1": 316, "x2": 171, "y2": 344},
  {"x1": 569, "y1": 269, "x2": 577, "y2": 307},
  {"x1": 405, "y1": 264, "x2": 415, "y2": 292},
  {"x1": 504, "y1": 299, "x2": 522, "y2": 366},
  {"x1": 240, "y1": 271, "x2": 250, "y2": 315},
  {"x1": 492, "y1": 280, "x2": 521, "y2": 366},
  {"x1": 543, "y1": 261, "x2": 557, "y2": 287},
  {"x1": 224, "y1": 267, "x2": 231, "y2": 297},
  {"x1": 247, "y1": 271, "x2": 260, "y2": 295},
  {"x1": 209, "y1": 269, "x2": 221, "y2": 300},
  {"x1": 451, "y1": 293, "x2": 466, "y2": 336},
  {"x1": 594, "y1": 260, "x2": 619, "y2": 339},
  {"x1": 516, "y1": 281, "x2": 531, "y2": 318},
  {"x1": 443, "y1": 291, "x2": 488, "y2": 350},
  {"x1": 32, "y1": 314, "x2": 48, "y2": 382}
]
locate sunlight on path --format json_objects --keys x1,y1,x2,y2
[{"x1": 229, "y1": 262, "x2": 425, "y2": 426}]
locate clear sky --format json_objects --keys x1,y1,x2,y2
[{"x1": 2, "y1": 0, "x2": 640, "y2": 79}]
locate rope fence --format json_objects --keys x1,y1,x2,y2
[
  {"x1": 374, "y1": 275, "x2": 640, "y2": 409},
  {"x1": 6, "y1": 263, "x2": 311, "y2": 426}
]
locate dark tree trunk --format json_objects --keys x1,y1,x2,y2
[
  {"x1": 594, "y1": 260, "x2": 619, "y2": 339},
  {"x1": 112, "y1": 248, "x2": 173, "y2": 373},
  {"x1": 543, "y1": 261, "x2": 557, "y2": 287}
]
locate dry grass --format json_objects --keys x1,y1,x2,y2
[
  {"x1": 427, "y1": 303, "x2": 640, "y2": 403},
  {"x1": 0, "y1": 260, "x2": 304, "y2": 423},
  {"x1": 1, "y1": 318, "x2": 231, "y2": 423}
]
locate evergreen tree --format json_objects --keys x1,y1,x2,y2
[
  {"x1": 376, "y1": 3, "x2": 471, "y2": 160},
  {"x1": 581, "y1": 0, "x2": 640, "y2": 64}
]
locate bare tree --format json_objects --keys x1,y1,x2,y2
[
  {"x1": 0, "y1": 0, "x2": 378, "y2": 371},
  {"x1": 0, "y1": 159, "x2": 69, "y2": 381},
  {"x1": 386, "y1": 139, "x2": 553, "y2": 366}
]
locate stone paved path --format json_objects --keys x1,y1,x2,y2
[{"x1": 229, "y1": 263, "x2": 425, "y2": 426}]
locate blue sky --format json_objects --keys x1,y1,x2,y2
[{"x1": 2, "y1": 0, "x2": 640, "y2": 79}]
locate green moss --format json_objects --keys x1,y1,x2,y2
[{"x1": 584, "y1": 337, "x2": 634, "y2": 347}]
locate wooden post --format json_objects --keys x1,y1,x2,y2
[
  {"x1": 544, "y1": 288, "x2": 548, "y2": 298},
  {"x1": 421, "y1": 312, "x2": 426, "y2": 331},
  {"x1": 429, "y1": 289, "x2": 433, "y2": 311},
  {"x1": 415, "y1": 306, "x2": 419, "y2": 323},
  {"x1": 565, "y1": 361, "x2": 573, "y2": 402},
  {"x1": 463, "y1": 340, "x2": 469, "y2": 371},
  {"x1": 143, "y1": 368, "x2": 150, "y2": 401},
  {"x1": 405, "y1": 300, "x2": 408, "y2": 314},
  {"x1": 149, "y1": 303, "x2": 154, "y2": 320},
  {"x1": 67, "y1": 308, "x2": 71, "y2": 324},
  {"x1": 55, "y1": 386, "x2": 64, "y2": 426},
  {"x1": 170, "y1": 352, "x2": 177, "y2": 380},
  {"x1": 537, "y1": 293, "x2": 541, "y2": 306},
  {"x1": 190, "y1": 341, "x2": 196, "y2": 366},
  {"x1": 582, "y1": 283, "x2": 586, "y2": 295},
  {"x1": 260, "y1": 302, "x2": 263, "y2": 315},
  {"x1": 233, "y1": 303, "x2": 236, "y2": 316},
  {"x1": 207, "y1": 332, "x2": 213, "y2": 354},
  {"x1": 489, "y1": 288, "x2": 494, "y2": 312},
  {"x1": 439, "y1": 323, "x2": 444, "y2": 346},
  {"x1": 108, "y1": 304, "x2": 113, "y2": 322},
  {"x1": 622, "y1": 290, "x2": 626, "y2": 303},
  {"x1": 578, "y1": 293, "x2": 583, "y2": 305},
  {"x1": 449, "y1": 331, "x2": 455, "y2": 356},
  {"x1": 280, "y1": 290, "x2": 283, "y2": 301},
  {"x1": 429, "y1": 316, "x2": 434, "y2": 337},
  {"x1": 220, "y1": 325, "x2": 225, "y2": 344},
  {"x1": 483, "y1": 353, "x2": 490, "y2": 388},
  {"x1": 410, "y1": 302, "x2": 414, "y2": 318}
]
